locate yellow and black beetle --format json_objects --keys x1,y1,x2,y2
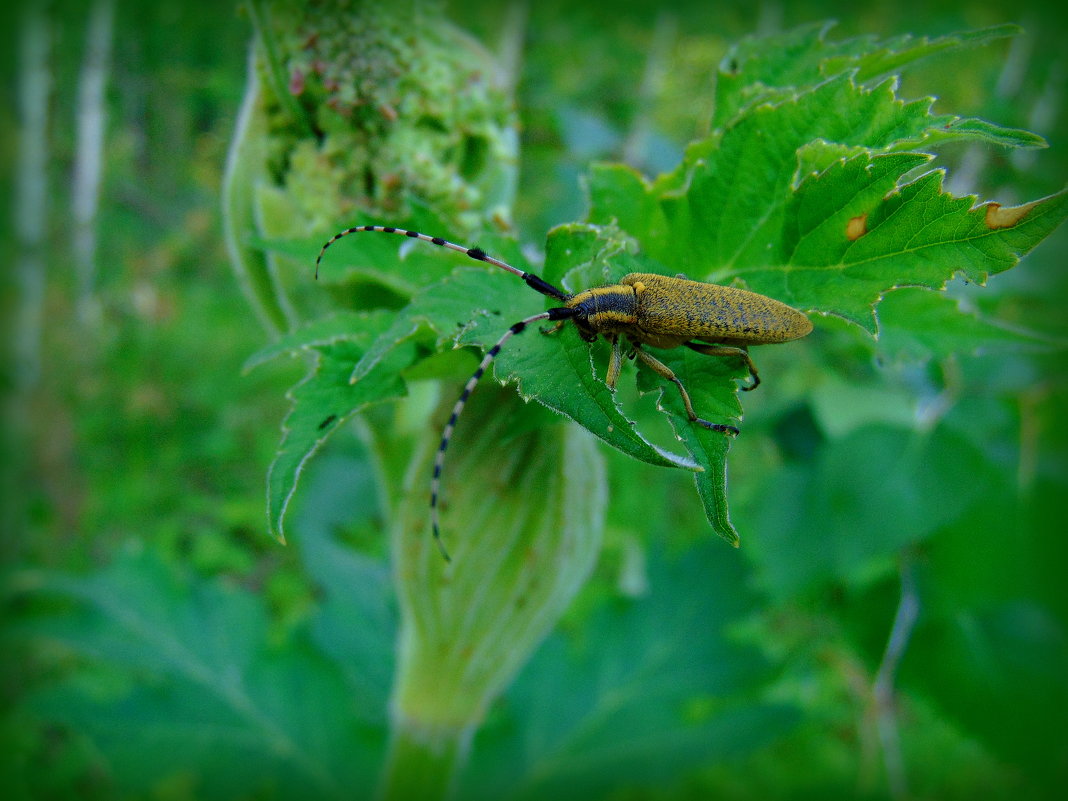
[{"x1": 317, "y1": 226, "x2": 812, "y2": 559}]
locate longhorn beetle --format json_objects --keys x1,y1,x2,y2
[{"x1": 316, "y1": 226, "x2": 813, "y2": 560}]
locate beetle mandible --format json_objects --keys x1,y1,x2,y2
[{"x1": 316, "y1": 225, "x2": 813, "y2": 560}]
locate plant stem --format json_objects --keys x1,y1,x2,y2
[
  {"x1": 376, "y1": 718, "x2": 472, "y2": 801},
  {"x1": 873, "y1": 552, "x2": 920, "y2": 801}
]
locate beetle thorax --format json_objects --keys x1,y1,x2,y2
[{"x1": 566, "y1": 284, "x2": 639, "y2": 334}]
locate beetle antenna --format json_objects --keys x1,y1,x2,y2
[
  {"x1": 431, "y1": 306, "x2": 577, "y2": 561},
  {"x1": 316, "y1": 225, "x2": 569, "y2": 302}
]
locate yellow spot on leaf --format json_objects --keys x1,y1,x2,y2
[
  {"x1": 846, "y1": 214, "x2": 868, "y2": 241},
  {"x1": 984, "y1": 201, "x2": 1034, "y2": 229}
]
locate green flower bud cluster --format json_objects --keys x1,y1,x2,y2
[{"x1": 255, "y1": 0, "x2": 518, "y2": 237}]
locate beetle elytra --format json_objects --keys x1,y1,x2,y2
[{"x1": 317, "y1": 225, "x2": 813, "y2": 559}]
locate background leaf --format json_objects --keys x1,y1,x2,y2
[
  {"x1": 22, "y1": 545, "x2": 390, "y2": 801},
  {"x1": 461, "y1": 541, "x2": 798, "y2": 800}
]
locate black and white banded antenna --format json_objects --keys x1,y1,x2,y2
[
  {"x1": 316, "y1": 225, "x2": 569, "y2": 301},
  {"x1": 316, "y1": 225, "x2": 574, "y2": 561}
]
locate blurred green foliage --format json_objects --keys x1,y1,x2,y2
[{"x1": 2, "y1": 1, "x2": 1067, "y2": 800}]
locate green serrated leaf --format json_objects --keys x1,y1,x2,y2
[
  {"x1": 713, "y1": 21, "x2": 833, "y2": 128},
  {"x1": 505, "y1": 316, "x2": 698, "y2": 470},
  {"x1": 244, "y1": 309, "x2": 391, "y2": 370},
  {"x1": 916, "y1": 117, "x2": 1048, "y2": 150},
  {"x1": 542, "y1": 221, "x2": 632, "y2": 286},
  {"x1": 268, "y1": 315, "x2": 415, "y2": 541},
  {"x1": 759, "y1": 178, "x2": 1067, "y2": 332},
  {"x1": 848, "y1": 180, "x2": 1066, "y2": 303},
  {"x1": 469, "y1": 273, "x2": 697, "y2": 470},
  {"x1": 833, "y1": 25, "x2": 1021, "y2": 84},
  {"x1": 714, "y1": 22, "x2": 1021, "y2": 129},
  {"x1": 640, "y1": 347, "x2": 747, "y2": 545},
  {"x1": 308, "y1": 226, "x2": 463, "y2": 294},
  {"x1": 348, "y1": 316, "x2": 426, "y2": 386},
  {"x1": 785, "y1": 151, "x2": 933, "y2": 265},
  {"x1": 341, "y1": 233, "x2": 541, "y2": 386},
  {"x1": 594, "y1": 75, "x2": 992, "y2": 280},
  {"x1": 795, "y1": 141, "x2": 874, "y2": 176}
]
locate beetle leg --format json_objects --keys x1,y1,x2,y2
[
  {"x1": 684, "y1": 342, "x2": 761, "y2": 390},
  {"x1": 540, "y1": 320, "x2": 567, "y2": 336},
  {"x1": 605, "y1": 335, "x2": 624, "y2": 390},
  {"x1": 632, "y1": 346, "x2": 739, "y2": 435}
]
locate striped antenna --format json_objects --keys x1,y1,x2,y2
[
  {"x1": 430, "y1": 307, "x2": 576, "y2": 561},
  {"x1": 315, "y1": 225, "x2": 569, "y2": 301},
  {"x1": 314, "y1": 224, "x2": 577, "y2": 561}
]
